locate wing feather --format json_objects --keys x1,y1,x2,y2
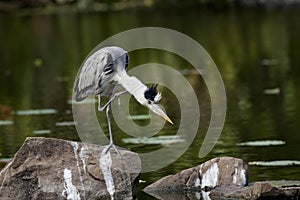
[{"x1": 74, "y1": 49, "x2": 110, "y2": 101}]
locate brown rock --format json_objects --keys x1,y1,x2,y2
[
  {"x1": 143, "y1": 155, "x2": 300, "y2": 199},
  {"x1": 143, "y1": 156, "x2": 248, "y2": 194},
  {"x1": 199, "y1": 157, "x2": 248, "y2": 188},
  {"x1": 143, "y1": 167, "x2": 199, "y2": 193},
  {"x1": 0, "y1": 137, "x2": 141, "y2": 199}
]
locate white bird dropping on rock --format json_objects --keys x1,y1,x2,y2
[
  {"x1": 99, "y1": 149, "x2": 115, "y2": 200},
  {"x1": 200, "y1": 162, "x2": 219, "y2": 189},
  {"x1": 63, "y1": 168, "x2": 81, "y2": 200}
]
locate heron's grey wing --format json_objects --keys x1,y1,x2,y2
[{"x1": 74, "y1": 50, "x2": 111, "y2": 101}]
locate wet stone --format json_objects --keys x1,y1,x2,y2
[
  {"x1": 211, "y1": 180, "x2": 300, "y2": 199},
  {"x1": 144, "y1": 157, "x2": 300, "y2": 199},
  {"x1": 144, "y1": 156, "x2": 248, "y2": 194},
  {"x1": 0, "y1": 137, "x2": 141, "y2": 200}
]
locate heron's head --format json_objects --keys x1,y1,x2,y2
[{"x1": 143, "y1": 84, "x2": 173, "y2": 124}]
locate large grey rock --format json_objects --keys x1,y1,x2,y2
[
  {"x1": 144, "y1": 156, "x2": 248, "y2": 194},
  {"x1": 0, "y1": 137, "x2": 141, "y2": 199},
  {"x1": 144, "y1": 156, "x2": 300, "y2": 200}
]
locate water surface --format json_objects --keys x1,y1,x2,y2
[{"x1": 0, "y1": 8, "x2": 300, "y2": 199}]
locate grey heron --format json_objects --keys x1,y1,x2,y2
[{"x1": 74, "y1": 46, "x2": 173, "y2": 153}]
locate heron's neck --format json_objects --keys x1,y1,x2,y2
[{"x1": 115, "y1": 73, "x2": 147, "y2": 105}]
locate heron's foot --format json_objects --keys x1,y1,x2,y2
[{"x1": 104, "y1": 143, "x2": 122, "y2": 157}]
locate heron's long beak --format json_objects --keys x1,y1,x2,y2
[{"x1": 147, "y1": 104, "x2": 173, "y2": 124}]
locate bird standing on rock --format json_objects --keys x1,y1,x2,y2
[{"x1": 74, "y1": 46, "x2": 173, "y2": 153}]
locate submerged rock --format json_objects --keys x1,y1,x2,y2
[
  {"x1": 144, "y1": 156, "x2": 248, "y2": 194},
  {"x1": 211, "y1": 180, "x2": 300, "y2": 199},
  {"x1": 0, "y1": 137, "x2": 141, "y2": 200}
]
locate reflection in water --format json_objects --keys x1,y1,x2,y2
[
  {"x1": 249, "y1": 160, "x2": 300, "y2": 166},
  {"x1": 0, "y1": 7, "x2": 300, "y2": 199},
  {"x1": 55, "y1": 121, "x2": 76, "y2": 126},
  {"x1": 122, "y1": 135, "x2": 185, "y2": 145},
  {"x1": 33, "y1": 129, "x2": 51, "y2": 134},
  {"x1": 144, "y1": 190, "x2": 211, "y2": 200},
  {"x1": 237, "y1": 140, "x2": 285, "y2": 146},
  {"x1": 0, "y1": 120, "x2": 14, "y2": 126},
  {"x1": 16, "y1": 109, "x2": 57, "y2": 115}
]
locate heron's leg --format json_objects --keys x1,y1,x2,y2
[
  {"x1": 104, "y1": 104, "x2": 121, "y2": 155},
  {"x1": 106, "y1": 104, "x2": 113, "y2": 145},
  {"x1": 98, "y1": 91, "x2": 128, "y2": 112}
]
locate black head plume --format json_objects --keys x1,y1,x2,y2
[
  {"x1": 144, "y1": 84, "x2": 161, "y2": 103},
  {"x1": 125, "y1": 53, "x2": 129, "y2": 69}
]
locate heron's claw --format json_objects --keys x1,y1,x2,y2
[{"x1": 104, "y1": 143, "x2": 122, "y2": 157}]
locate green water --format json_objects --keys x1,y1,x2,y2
[{"x1": 0, "y1": 8, "x2": 300, "y2": 199}]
